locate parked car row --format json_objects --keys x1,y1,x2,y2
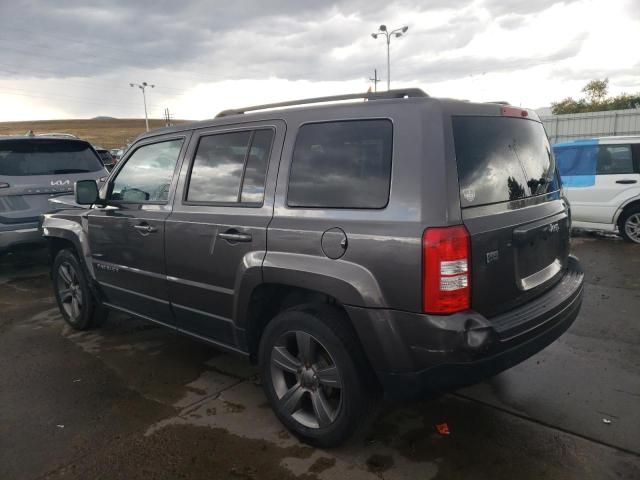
[
  {"x1": 110, "y1": 148, "x2": 126, "y2": 160},
  {"x1": 93, "y1": 147, "x2": 117, "y2": 171}
]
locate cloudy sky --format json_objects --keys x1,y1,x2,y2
[{"x1": 0, "y1": 0, "x2": 638, "y2": 121}]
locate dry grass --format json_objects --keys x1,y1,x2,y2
[{"x1": 0, "y1": 118, "x2": 191, "y2": 149}]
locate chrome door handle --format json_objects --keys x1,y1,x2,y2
[
  {"x1": 133, "y1": 224, "x2": 157, "y2": 233},
  {"x1": 217, "y1": 231, "x2": 252, "y2": 242}
]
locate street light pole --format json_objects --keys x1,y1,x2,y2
[
  {"x1": 369, "y1": 69, "x2": 380, "y2": 92},
  {"x1": 371, "y1": 25, "x2": 408, "y2": 91},
  {"x1": 386, "y1": 34, "x2": 391, "y2": 92},
  {"x1": 130, "y1": 81, "x2": 155, "y2": 131}
]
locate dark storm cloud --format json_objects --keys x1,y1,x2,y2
[
  {"x1": 0, "y1": 0, "x2": 594, "y2": 93},
  {"x1": 0, "y1": 0, "x2": 472, "y2": 80},
  {"x1": 398, "y1": 33, "x2": 588, "y2": 82}
]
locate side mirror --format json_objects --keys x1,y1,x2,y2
[{"x1": 75, "y1": 180, "x2": 99, "y2": 205}]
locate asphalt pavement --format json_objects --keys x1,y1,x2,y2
[{"x1": 0, "y1": 235, "x2": 638, "y2": 479}]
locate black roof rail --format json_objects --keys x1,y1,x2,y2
[
  {"x1": 486, "y1": 101, "x2": 511, "y2": 105},
  {"x1": 215, "y1": 88, "x2": 428, "y2": 118}
]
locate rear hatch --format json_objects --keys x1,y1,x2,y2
[
  {"x1": 452, "y1": 109, "x2": 569, "y2": 318},
  {"x1": 0, "y1": 138, "x2": 107, "y2": 225}
]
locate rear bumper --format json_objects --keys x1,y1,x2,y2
[
  {"x1": 347, "y1": 255, "x2": 584, "y2": 399},
  {"x1": 0, "y1": 222, "x2": 43, "y2": 251}
]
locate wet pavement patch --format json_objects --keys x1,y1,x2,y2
[
  {"x1": 308, "y1": 456, "x2": 336, "y2": 474},
  {"x1": 223, "y1": 400, "x2": 247, "y2": 413},
  {"x1": 366, "y1": 453, "x2": 395, "y2": 472},
  {"x1": 45, "y1": 424, "x2": 317, "y2": 480}
]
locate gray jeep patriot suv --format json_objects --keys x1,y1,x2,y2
[{"x1": 42, "y1": 89, "x2": 584, "y2": 447}]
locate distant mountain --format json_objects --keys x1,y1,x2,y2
[{"x1": 92, "y1": 116, "x2": 117, "y2": 120}]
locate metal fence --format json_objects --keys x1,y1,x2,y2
[{"x1": 540, "y1": 108, "x2": 640, "y2": 144}]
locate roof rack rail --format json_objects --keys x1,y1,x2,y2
[
  {"x1": 486, "y1": 101, "x2": 511, "y2": 105},
  {"x1": 35, "y1": 132, "x2": 79, "y2": 139},
  {"x1": 216, "y1": 88, "x2": 428, "y2": 118}
]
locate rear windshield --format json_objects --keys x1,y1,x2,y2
[
  {"x1": 0, "y1": 139, "x2": 104, "y2": 176},
  {"x1": 453, "y1": 116, "x2": 558, "y2": 207}
]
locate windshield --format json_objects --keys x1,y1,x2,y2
[
  {"x1": 0, "y1": 139, "x2": 104, "y2": 176},
  {"x1": 453, "y1": 116, "x2": 559, "y2": 207}
]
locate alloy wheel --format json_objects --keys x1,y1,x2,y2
[
  {"x1": 56, "y1": 261, "x2": 83, "y2": 321},
  {"x1": 270, "y1": 330, "x2": 343, "y2": 429},
  {"x1": 624, "y1": 213, "x2": 640, "y2": 243}
]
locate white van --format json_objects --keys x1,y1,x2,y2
[{"x1": 554, "y1": 136, "x2": 640, "y2": 243}]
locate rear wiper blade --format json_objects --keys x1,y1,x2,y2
[{"x1": 52, "y1": 169, "x2": 90, "y2": 174}]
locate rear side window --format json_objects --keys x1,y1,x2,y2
[
  {"x1": 186, "y1": 129, "x2": 274, "y2": 204},
  {"x1": 111, "y1": 139, "x2": 183, "y2": 203},
  {"x1": 596, "y1": 145, "x2": 633, "y2": 174},
  {"x1": 0, "y1": 140, "x2": 104, "y2": 176},
  {"x1": 288, "y1": 120, "x2": 393, "y2": 208},
  {"x1": 453, "y1": 117, "x2": 557, "y2": 207}
]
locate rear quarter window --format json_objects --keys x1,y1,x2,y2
[{"x1": 287, "y1": 119, "x2": 393, "y2": 209}]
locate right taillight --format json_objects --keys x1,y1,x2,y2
[{"x1": 423, "y1": 225, "x2": 471, "y2": 314}]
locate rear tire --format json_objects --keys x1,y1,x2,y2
[
  {"x1": 258, "y1": 304, "x2": 377, "y2": 448},
  {"x1": 52, "y1": 249, "x2": 108, "y2": 330},
  {"x1": 618, "y1": 205, "x2": 640, "y2": 244}
]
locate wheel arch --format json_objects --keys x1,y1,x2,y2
[
  {"x1": 42, "y1": 214, "x2": 95, "y2": 279},
  {"x1": 613, "y1": 196, "x2": 640, "y2": 226}
]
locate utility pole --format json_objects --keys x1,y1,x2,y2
[
  {"x1": 130, "y1": 81, "x2": 155, "y2": 131},
  {"x1": 164, "y1": 108, "x2": 173, "y2": 127},
  {"x1": 369, "y1": 69, "x2": 380, "y2": 92},
  {"x1": 371, "y1": 25, "x2": 408, "y2": 91}
]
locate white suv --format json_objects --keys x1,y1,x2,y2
[{"x1": 554, "y1": 136, "x2": 640, "y2": 243}]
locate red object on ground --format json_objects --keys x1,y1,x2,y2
[{"x1": 435, "y1": 423, "x2": 450, "y2": 435}]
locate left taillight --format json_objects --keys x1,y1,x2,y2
[{"x1": 422, "y1": 225, "x2": 471, "y2": 314}]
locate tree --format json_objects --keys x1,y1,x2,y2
[
  {"x1": 582, "y1": 78, "x2": 609, "y2": 104},
  {"x1": 551, "y1": 97, "x2": 585, "y2": 115},
  {"x1": 551, "y1": 78, "x2": 640, "y2": 115}
]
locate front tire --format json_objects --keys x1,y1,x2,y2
[
  {"x1": 52, "y1": 249, "x2": 107, "y2": 330},
  {"x1": 258, "y1": 304, "x2": 376, "y2": 448},
  {"x1": 619, "y1": 206, "x2": 640, "y2": 244}
]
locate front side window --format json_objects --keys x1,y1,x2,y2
[
  {"x1": 111, "y1": 139, "x2": 183, "y2": 203},
  {"x1": 186, "y1": 129, "x2": 274, "y2": 204},
  {"x1": 287, "y1": 120, "x2": 393, "y2": 208}
]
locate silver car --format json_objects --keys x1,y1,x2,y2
[{"x1": 0, "y1": 135, "x2": 108, "y2": 252}]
